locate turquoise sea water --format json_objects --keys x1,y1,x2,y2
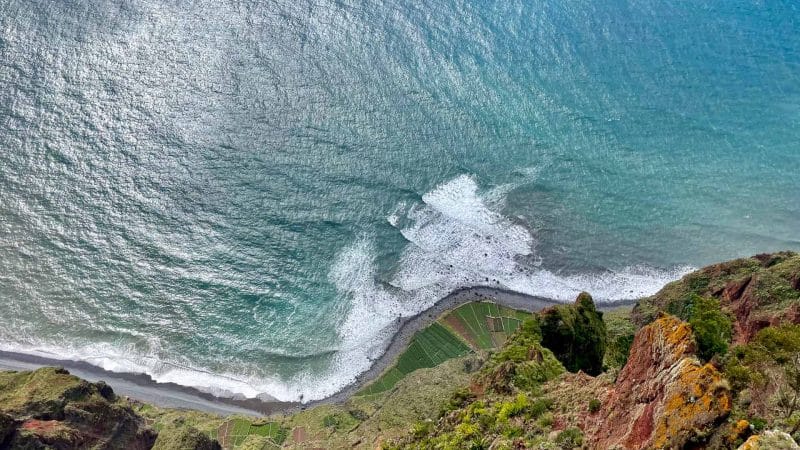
[{"x1": 1, "y1": 0, "x2": 798, "y2": 401}]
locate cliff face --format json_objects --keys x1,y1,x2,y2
[
  {"x1": 1, "y1": 253, "x2": 799, "y2": 450},
  {"x1": 0, "y1": 367, "x2": 157, "y2": 449},
  {"x1": 633, "y1": 252, "x2": 800, "y2": 343},
  {"x1": 585, "y1": 315, "x2": 731, "y2": 449}
]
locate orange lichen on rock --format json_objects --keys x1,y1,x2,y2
[
  {"x1": 737, "y1": 430, "x2": 800, "y2": 449},
  {"x1": 584, "y1": 315, "x2": 732, "y2": 449},
  {"x1": 651, "y1": 361, "x2": 731, "y2": 448},
  {"x1": 727, "y1": 419, "x2": 751, "y2": 446}
]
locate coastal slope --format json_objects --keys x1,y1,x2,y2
[{"x1": 1, "y1": 252, "x2": 799, "y2": 449}]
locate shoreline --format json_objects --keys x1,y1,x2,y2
[{"x1": 0, "y1": 286, "x2": 636, "y2": 417}]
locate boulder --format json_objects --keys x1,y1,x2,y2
[{"x1": 738, "y1": 430, "x2": 800, "y2": 450}]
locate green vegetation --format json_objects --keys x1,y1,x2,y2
[
  {"x1": 360, "y1": 322, "x2": 471, "y2": 395},
  {"x1": 480, "y1": 318, "x2": 565, "y2": 393},
  {"x1": 283, "y1": 355, "x2": 477, "y2": 448},
  {"x1": 215, "y1": 419, "x2": 287, "y2": 448},
  {"x1": 360, "y1": 301, "x2": 531, "y2": 396},
  {"x1": 725, "y1": 324, "x2": 800, "y2": 438},
  {"x1": 603, "y1": 306, "x2": 636, "y2": 370},
  {"x1": 0, "y1": 367, "x2": 91, "y2": 415},
  {"x1": 0, "y1": 367, "x2": 157, "y2": 449},
  {"x1": 685, "y1": 295, "x2": 733, "y2": 361},
  {"x1": 134, "y1": 403, "x2": 287, "y2": 450},
  {"x1": 387, "y1": 311, "x2": 569, "y2": 449},
  {"x1": 634, "y1": 252, "x2": 800, "y2": 327},
  {"x1": 152, "y1": 425, "x2": 220, "y2": 450},
  {"x1": 555, "y1": 427, "x2": 584, "y2": 449},
  {"x1": 539, "y1": 292, "x2": 607, "y2": 375},
  {"x1": 445, "y1": 302, "x2": 531, "y2": 350}
]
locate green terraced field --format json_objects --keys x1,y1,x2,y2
[
  {"x1": 358, "y1": 301, "x2": 532, "y2": 396},
  {"x1": 360, "y1": 322, "x2": 470, "y2": 395},
  {"x1": 214, "y1": 418, "x2": 288, "y2": 449},
  {"x1": 445, "y1": 302, "x2": 530, "y2": 350}
]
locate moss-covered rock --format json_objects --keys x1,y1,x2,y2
[
  {"x1": 0, "y1": 367, "x2": 156, "y2": 449},
  {"x1": 633, "y1": 252, "x2": 800, "y2": 343},
  {"x1": 602, "y1": 306, "x2": 636, "y2": 370},
  {"x1": 479, "y1": 318, "x2": 564, "y2": 393},
  {"x1": 539, "y1": 292, "x2": 607, "y2": 375},
  {"x1": 152, "y1": 425, "x2": 221, "y2": 450}
]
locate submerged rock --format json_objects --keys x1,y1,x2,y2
[{"x1": 585, "y1": 315, "x2": 731, "y2": 449}]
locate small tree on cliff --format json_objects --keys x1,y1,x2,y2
[
  {"x1": 539, "y1": 292, "x2": 607, "y2": 376},
  {"x1": 686, "y1": 295, "x2": 733, "y2": 361}
]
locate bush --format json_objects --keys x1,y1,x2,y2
[
  {"x1": 439, "y1": 388, "x2": 475, "y2": 418},
  {"x1": 540, "y1": 292, "x2": 607, "y2": 375},
  {"x1": 588, "y1": 398, "x2": 601, "y2": 413},
  {"x1": 410, "y1": 421, "x2": 432, "y2": 438},
  {"x1": 607, "y1": 333, "x2": 634, "y2": 369},
  {"x1": 686, "y1": 295, "x2": 732, "y2": 361},
  {"x1": 529, "y1": 398, "x2": 553, "y2": 418},
  {"x1": 555, "y1": 427, "x2": 584, "y2": 449},
  {"x1": 496, "y1": 393, "x2": 529, "y2": 423}
]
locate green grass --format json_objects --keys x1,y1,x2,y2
[
  {"x1": 360, "y1": 322, "x2": 470, "y2": 395},
  {"x1": 216, "y1": 418, "x2": 287, "y2": 449},
  {"x1": 359, "y1": 302, "x2": 531, "y2": 396},
  {"x1": 446, "y1": 302, "x2": 530, "y2": 350}
]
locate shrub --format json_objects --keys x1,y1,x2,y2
[
  {"x1": 607, "y1": 333, "x2": 634, "y2": 369},
  {"x1": 555, "y1": 427, "x2": 584, "y2": 449},
  {"x1": 496, "y1": 393, "x2": 529, "y2": 423},
  {"x1": 348, "y1": 409, "x2": 368, "y2": 421},
  {"x1": 529, "y1": 398, "x2": 553, "y2": 418},
  {"x1": 538, "y1": 412, "x2": 554, "y2": 428},
  {"x1": 686, "y1": 295, "x2": 732, "y2": 361},
  {"x1": 410, "y1": 421, "x2": 432, "y2": 438},
  {"x1": 322, "y1": 414, "x2": 338, "y2": 428},
  {"x1": 588, "y1": 398, "x2": 601, "y2": 413},
  {"x1": 439, "y1": 388, "x2": 475, "y2": 418}
]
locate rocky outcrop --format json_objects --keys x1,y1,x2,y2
[
  {"x1": 539, "y1": 292, "x2": 607, "y2": 376},
  {"x1": 0, "y1": 367, "x2": 157, "y2": 449},
  {"x1": 633, "y1": 252, "x2": 800, "y2": 343},
  {"x1": 585, "y1": 315, "x2": 731, "y2": 449},
  {"x1": 738, "y1": 430, "x2": 800, "y2": 450}
]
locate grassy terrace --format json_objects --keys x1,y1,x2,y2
[
  {"x1": 359, "y1": 301, "x2": 532, "y2": 396},
  {"x1": 212, "y1": 418, "x2": 288, "y2": 449},
  {"x1": 134, "y1": 300, "x2": 533, "y2": 449}
]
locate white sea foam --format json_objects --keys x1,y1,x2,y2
[
  {"x1": 326, "y1": 174, "x2": 693, "y2": 399},
  {"x1": 1, "y1": 173, "x2": 691, "y2": 403}
]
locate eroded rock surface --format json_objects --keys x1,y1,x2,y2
[
  {"x1": 0, "y1": 367, "x2": 157, "y2": 449},
  {"x1": 585, "y1": 315, "x2": 731, "y2": 449}
]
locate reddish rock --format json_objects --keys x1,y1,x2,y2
[{"x1": 585, "y1": 315, "x2": 731, "y2": 450}]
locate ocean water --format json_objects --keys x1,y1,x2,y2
[{"x1": 1, "y1": 0, "x2": 798, "y2": 402}]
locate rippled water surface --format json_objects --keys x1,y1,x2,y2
[{"x1": 1, "y1": 0, "x2": 798, "y2": 401}]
